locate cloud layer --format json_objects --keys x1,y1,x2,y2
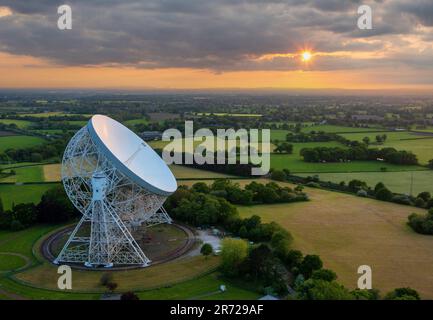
[{"x1": 0, "y1": 0, "x2": 432, "y2": 73}]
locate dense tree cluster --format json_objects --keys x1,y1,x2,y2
[
  {"x1": 165, "y1": 183, "x2": 295, "y2": 243},
  {"x1": 0, "y1": 185, "x2": 80, "y2": 230},
  {"x1": 285, "y1": 132, "x2": 337, "y2": 143},
  {"x1": 0, "y1": 137, "x2": 68, "y2": 163},
  {"x1": 408, "y1": 209, "x2": 433, "y2": 235},
  {"x1": 188, "y1": 179, "x2": 308, "y2": 206},
  {"x1": 300, "y1": 145, "x2": 418, "y2": 165},
  {"x1": 273, "y1": 142, "x2": 293, "y2": 154}
]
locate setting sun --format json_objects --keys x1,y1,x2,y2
[{"x1": 301, "y1": 51, "x2": 312, "y2": 62}]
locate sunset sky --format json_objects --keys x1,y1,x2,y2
[{"x1": 0, "y1": 0, "x2": 432, "y2": 91}]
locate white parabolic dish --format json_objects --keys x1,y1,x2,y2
[{"x1": 87, "y1": 114, "x2": 177, "y2": 196}]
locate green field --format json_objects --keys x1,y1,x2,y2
[
  {"x1": 19, "y1": 112, "x2": 92, "y2": 118},
  {"x1": 235, "y1": 180, "x2": 433, "y2": 299},
  {"x1": 0, "y1": 119, "x2": 34, "y2": 129},
  {"x1": 270, "y1": 141, "x2": 424, "y2": 173},
  {"x1": 0, "y1": 254, "x2": 27, "y2": 272},
  {"x1": 340, "y1": 131, "x2": 433, "y2": 164},
  {"x1": 271, "y1": 126, "x2": 386, "y2": 141},
  {"x1": 0, "y1": 165, "x2": 44, "y2": 183},
  {"x1": 0, "y1": 183, "x2": 58, "y2": 210},
  {"x1": 0, "y1": 223, "x2": 258, "y2": 300},
  {"x1": 0, "y1": 135, "x2": 45, "y2": 153},
  {"x1": 137, "y1": 273, "x2": 259, "y2": 300},
  {"x1": 123, "y1": 118, "x2": 148, "y2": 127},
  {"x1": 298, "y1": 171, "x2": 433, "y2": 195},
  {"x1": 195, "y1": 113, "x2": 262, "y2": 117}
]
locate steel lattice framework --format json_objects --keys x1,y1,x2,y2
[{"x1": 55, "y1": 126, "x2": 172, "y2": 267}]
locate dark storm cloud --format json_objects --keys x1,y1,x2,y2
[{"x1": 0, "y1": 0, "x2": 431, "y2": 71}]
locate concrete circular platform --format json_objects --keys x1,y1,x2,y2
[{"x1": 40, "y1": 222, "x2": 197, "y2": 271}]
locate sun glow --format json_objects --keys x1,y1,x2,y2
[{"x1": 301, "y1": 51, "x2": 312, "y2": 62}]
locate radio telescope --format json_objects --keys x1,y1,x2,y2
[{"x1": 54, "y1": 115, "x2": 177, "y2": 267}]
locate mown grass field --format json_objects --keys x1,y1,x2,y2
[
  {"x1": 270, "y1": 141, "x2": 424, "y2": 173},
  {"x1": 0, "y1": 254, "x2": 27, "y2": 272},
  {"x1": 122, "y1": 118, "x2": 148, "y2": 127},
  {"x1": 299, "y1": 170, "x2": 433, "y2": 195},
  {"x1": 234, "y1": 181, "x2": 433, "y2": 299},
  {"x1": 37, "y1": 163, "x2": 237, "y2": 182},
  {"x1": 0, "y1": 135, "x2": 45, "y2": 153},
  {"x1": 195, "y1": 113, "x2": 262, "y2": 117},
  {"x1": 340, "y1": 131, "x2": 433, "y2": 164},
  {"x1": 0, "y1": 183, "x2": 58, "y2": 210},
  {"x1": 148, "y1": 137, "x2": 274, "y2": 153},
  {"x1": 271, "y1": 126, "x2": 385, "y2": 141},
  {"x1": 0, "y1": 165, "x2": 44, "y2": 183},
  {"x1": 15, "y1": 255, "x2": 220, "y2": 292},
  {"x1": 19, "y1": 112, "x2": 92, "y2": 118},
  {"x1": 0, "y1": 223, "x2": 258, "y2": 300},
  {"x1": 0, "y1": 119, "x2": 34, "y2": 129}
]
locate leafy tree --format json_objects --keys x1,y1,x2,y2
[
  {"x1": 270, "y1": 170, "x2": 287, "y2": 182},
  {"x1": 375, "y1": 135, "x2": 383, "y2": 144},
  {"x1": 362, "y1": 136, "x2": 370, "y2": 145},
  {"x1": 200, "y1": 243, "x2": 213, "y2": 259},
  {"x1": 37, "y1": 186, "x2": 79, "y2": 223},
  {"x1": 299, "y1": 255, "x2": 323, "y2": 279},
  {"x1": 270, "y1": 230, "x2": 292, "y2": 258},
  {"x1": 375, "y1": 187, "x2": 393, "y2": 201},
  {"x1": 311, "y1": 269, "x2": 337, "y2": 282},
  {"x1": 285, "y1": 249, "x2": 303, "y2": 270},
  {"x1": 192, "y1": 182, "x2": 210, "y2": 194},
  {"x1": 106, "y1": 282, "x2": 118, "y2": 292},
  {"x1": 348, "y1": 179, "x2": 367, "y2": 192},
  {"x1": 11, "y1": 203, "x2": 37, "y2": 227},
  {"x1": 385, "y1": 287, "x2": 420, "y2": 300},
  {"x1": 417, "y1": 191, "x2": 431, "y2": 202},
  {"x1": 414, "y1": 197, "x2": 426, "y2": 208},
  {"x1": 100, "y1": 273, "x2": 114, "y2": 286},
  {"x1": 297, "y1": 279, "x2": 354, "y2": 300},
  {"x1": 220, "y1": 238, "x2": 248, "y2": 276},
  {"x1": 351, "y1": 289, "x2": 380, "y2": 300},
  {"x1": 408, "y1": 210, "x2": 433, "y2": 235},
  {"x1": 374, "y1": 182, "x2": 386, "y2": 194}
]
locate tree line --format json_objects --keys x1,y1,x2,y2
[
  {"x1": 300, "y1": 145, "x2": 418, "y2": 165},
  {"x1": 0, "y1": 186, "x2": 79, "y2": 230}
]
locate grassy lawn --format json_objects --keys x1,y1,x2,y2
[
  {"x1": 148, "y1": 137, "x2": 274, "y2": 153},
  {"x1": 0, "y1": 225, "x2": 60, "y2": 258},
  {"x1": 340, "y1": 131, "x2": 433, "y2": 164},
  {"x1": 171, "y1": 165, "x2": 239, "y2": 179},
  {"x1": 236, "y1": 181, "x2": 433, "y2": 299},
  {"x1": 0, "y1": 119, "x2": 34, "y2": 129},
  {"x1": 38, "y1": 163, "x2": 237, "y2": 182},
  {"x1": 0, "y1": 224, "x2": 257, "y2": 300},
  {"x1": 0, "y1": 165, "x2": 44, "y2": 183},
  {"x1": 270, "y1": 140, "x2": 424, "y2": 173},
  {"x1": 15, "y1": 255, "x2": 220, "y2": 292},
  {"x1": 138, "y1": 273, "x2": 260, "y2": 300},
  {"x1": 123, "y1": 118, "x2": 148, "y2": 127},
  {"x1": 271, "y1": 126, "x2": 384, "y2": 141},
  {"x1": 0, "y1": 254, "x2": 27, "y2": 271},
  {"x1": 195, "y1": 113, "x2": 262, "y2": 117},
  {"x1": 299, "y1": 171, "x2": 433, "y2": 195},
  {"x1": 0, "y1": 183, "x2": 59, "y2": 210},
  {"x1": 20, "y1": 112, "x2": 91, "y2": 118},
  {"x1": 0, "y1": 135, "x2": 45, "y2": 153}
]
